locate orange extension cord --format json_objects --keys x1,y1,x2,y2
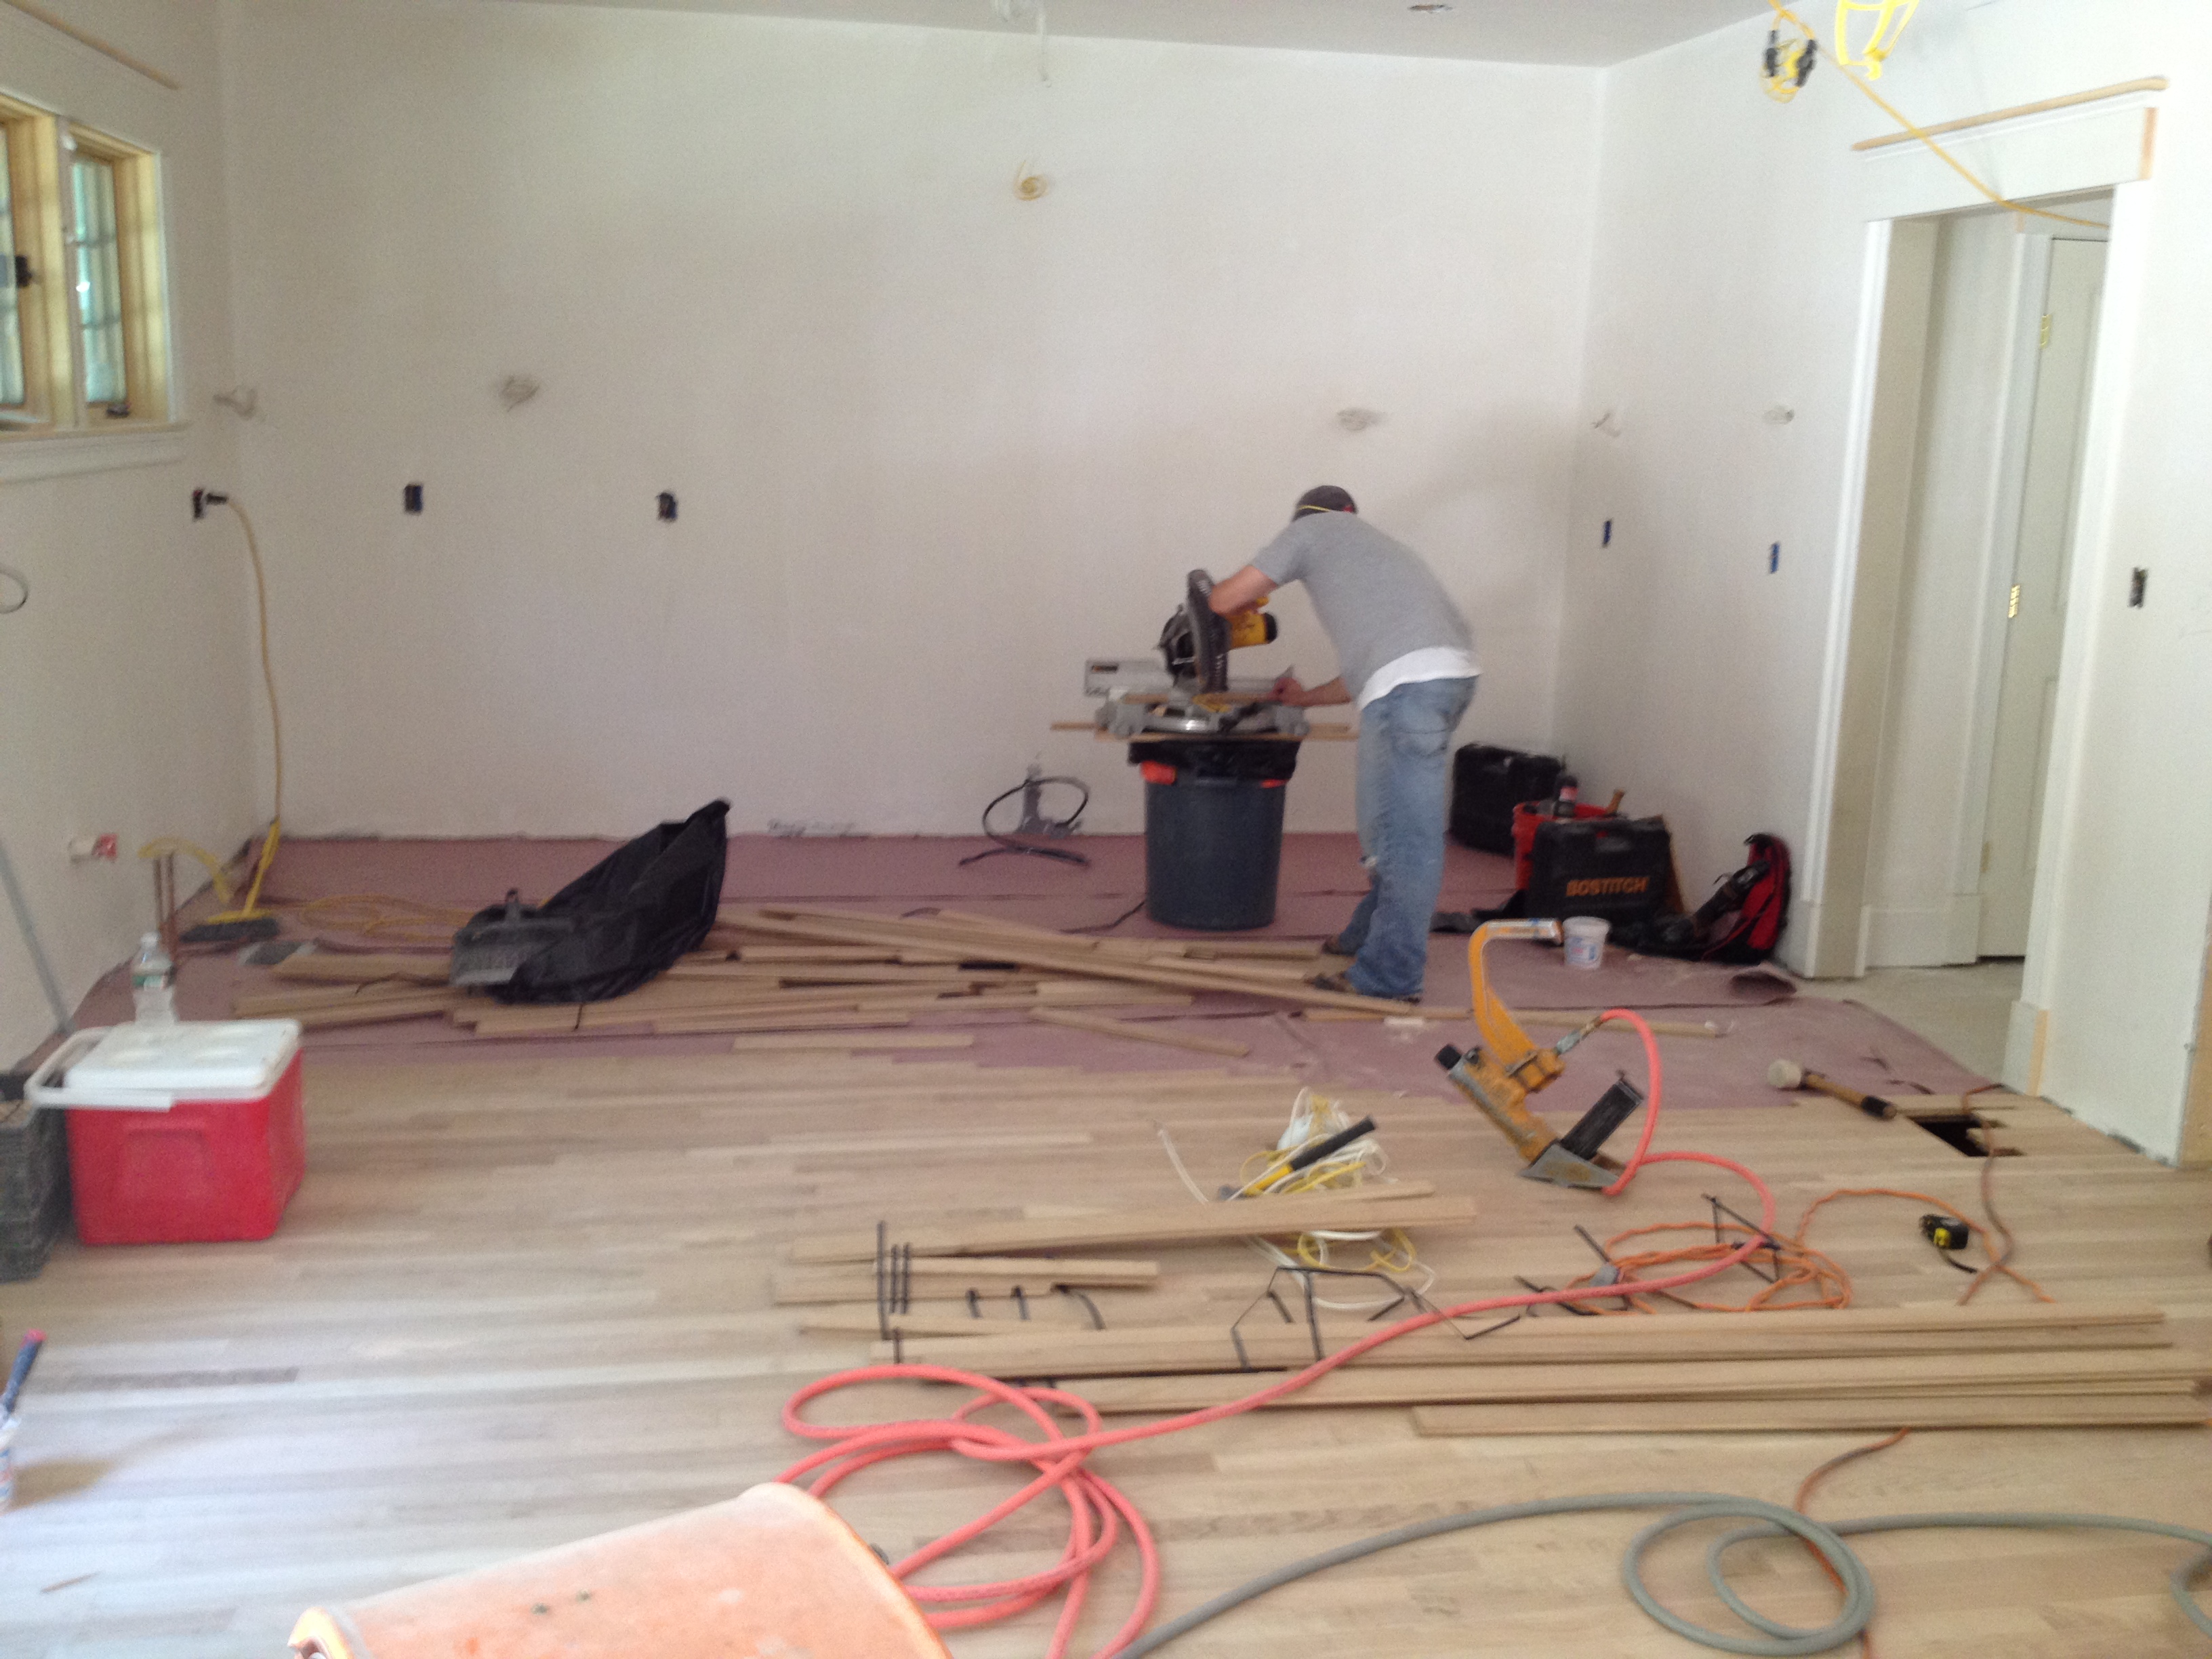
[{"x1": 778, "y1": 1010, "x2": 1799, "y2": 1658}]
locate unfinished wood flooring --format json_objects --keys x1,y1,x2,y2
[{"x1": 1, "y1": 1052, "x2": 2209, "y2": 1658}]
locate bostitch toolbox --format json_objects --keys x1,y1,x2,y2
[{"x1": 1525, "y1": 817, "x2": 1673, "y2": 924}]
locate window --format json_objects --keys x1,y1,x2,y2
[{"x1": 0, "y1": 91, "x2": 170, "y2": 437}]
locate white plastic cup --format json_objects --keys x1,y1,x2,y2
[
  {"x1": 0, "y1": 1414, "x2": 18, "y2": 1512},
  {"x1": 1562, "y1": 916, "x2": 1609, "y2": 970}
]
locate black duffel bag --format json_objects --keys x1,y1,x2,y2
[{"x1": 454, "y1": 799, "x2": 730, "y2": 1004}]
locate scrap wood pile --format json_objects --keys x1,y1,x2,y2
[{"x1": 229, "y1": 903, "x2": 1436, "y2": 1040}]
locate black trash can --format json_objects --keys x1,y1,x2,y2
[{"x1": 1132, "y1": 739, "x2": 1302, "y2": 931}]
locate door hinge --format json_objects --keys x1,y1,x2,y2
[
  {"x1": 1982, "y1": 841, "x2": 1992, "y2": 874},
  {"x1": 2008, "y1": 583, "x2": 2022, "y2": 619},
  {"x1": 2039, "y1": 313, "x2": 2052, "y2": 349},
  {"x1": 11, "y1": 254, "x2": 28, "y2": 289}
]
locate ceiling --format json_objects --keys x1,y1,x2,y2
[{"x1": 497, "y1": 0, "x2": 1774, "y2": 68}]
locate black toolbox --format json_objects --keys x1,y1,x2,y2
[
  {"x1": 0, "y1": 1100, "x2": 70, "y2": 1281},
  {"x1": 1526, "y1": 816, "x2": 1673, "y2": 924},
  {"x1": 1450, "y1": 744, "x2": 1564, "y2": 855}
]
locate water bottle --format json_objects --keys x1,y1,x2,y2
[
  {"x1": 1553, "y1": 773, "x2": 1580, "y2": 821},
  {"x1": 131, "y1": 933, "x2": 176, "y2": 1024}
]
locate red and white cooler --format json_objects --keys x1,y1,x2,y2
[{"x1": 27, "y1": 1021, "x2": 306, "y2": 1245}]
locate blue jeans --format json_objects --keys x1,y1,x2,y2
[{"x1": 1334, "y1": 677, "x2": 1476, "y2": 1000}]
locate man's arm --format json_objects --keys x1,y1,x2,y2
[
  {"x1": 1272, "y1": 674, "x2": 1349, "y2": 708},
  {"x1": 1207, "y1": 565, "x2": 1277, "y2": 615}
]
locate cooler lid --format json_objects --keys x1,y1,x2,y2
[{"x1": 61, "y1": 1021, "x2": 302, "y2": 1097}]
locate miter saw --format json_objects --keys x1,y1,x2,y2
[{"x1": 1086, "y1": 571, "x2": 1311, "y2": 739}]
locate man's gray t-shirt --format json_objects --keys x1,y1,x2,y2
[{"x1": 1251, "y1": 513, "x2": 1475, "y2": 703}]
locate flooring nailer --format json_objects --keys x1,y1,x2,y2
[{"x1": 1434, "y1": 919, "x2": 1645, "y2": 1189}]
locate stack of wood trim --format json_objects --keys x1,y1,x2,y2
[
  {"x1": 226, "y1": 904, "x2": 1362, "y2": 1036},
  {"x1": 861, "y1": 1300, "x2": 2177, "y2": 1373},
  {"x1": 997, "y1": 1303, "x2": 2207, "y2": 1433},
  {"x1": 782, "y1": 1183, "x2": 1465, "y2": 1264}
]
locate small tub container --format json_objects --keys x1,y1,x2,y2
[
  {"x1": 1562, "y1": 915, "x2": 1610, "y2": 970},
  {"x1": 28, "y1": 1021, "x2": 306, "y2": 1245}
]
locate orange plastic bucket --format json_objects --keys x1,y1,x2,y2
[{"x1": 290, "y1": 1482, "x2": 949, "y2": 1659}]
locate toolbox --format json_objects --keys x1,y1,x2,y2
[
  {"x1": 1450, "y1": 744, "x2": 1565, "y2": 855},
  {"x1": 1525, "y1": 816, "x2": 1673, "y2": 924},
  {"x1": 27, "y1": 1021, "x2": 306, "y2": 1246},
  {"x1": 0, "y1": 1099, "x2": 70, "y2": 1280}
]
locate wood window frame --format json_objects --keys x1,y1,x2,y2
[
  {"x1": 0, "y1": 91, "x2": 171, "y2": 438},
  {"x1": 62, "y1": 121, "x2": 168, "y2": 428}
]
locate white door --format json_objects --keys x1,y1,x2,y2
[{"x1": 1978, "y1": 238, "x2": 2106, "y2": 956}]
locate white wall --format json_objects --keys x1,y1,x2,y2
[
  {"x1": 1863, "y1": 209, "x2": 2018, "y2": 968},
  {"x1": 1561, "y1": 0, "x2": 2212, "y2": 1158},
  {"x1": 217, "y1": 0, "x2": 1599, "y2": 838},
  {"x1": 0, "y1": 1, "x2": 251, "y2": 1067}
]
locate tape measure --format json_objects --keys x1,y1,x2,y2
[{"x1": 1919, "y1": 1213, "x2": 1972, "y2": 1253}]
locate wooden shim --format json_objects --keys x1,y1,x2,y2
[
  {"x1": 786, "y1": 1186, "x2": 1465, "y2": 1265},
  {"x1": 869, "y1": 1308, "x2": 2173, "y2": 1377},
  {"x1": 1852, "y1": 77, "x2": 2169, "y2": 150},
  {"x1": 1029, "y1": 1007, "x2": 1252, "y2": 1059},
  {"x1": 1067, "y1": 1347, "x2": 2210, "y2": 1413},
  {"x1": 727, "y1": 1032, "x2": 976, "y2": 1053},
  {"x1": 1519, "y1": 1012, "x2": 1725, "y2": 1039},
  {"x1": 655, "y1": 1012, "x2": 914, "y2": 1036},
  {"x1": 774, "y1": 1256, "x2": 1161, "y2": 1305},
  {"x1": 288, "y1": 990, "x2": 471, "y2": 1029},
  {"x1": 270, "y1": 953, "x2": 452, "y2": 985},
  {"x1": 1414, "y1": 1394, "x2": 2209, "y2": 1435},
  {"x1": 732, "y1": 905, "x2": 1460, "y2": 1019},
  {"x1": 735, "y1": 946, "x2": 902, "y2": 964},
  {"x1": 804, "y1": 1307, "x2": 1126, "y2": 1336}
]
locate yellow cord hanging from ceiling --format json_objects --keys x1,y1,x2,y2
[
  {"x1": 1834, "y1": 0, "x2": 1920, "y2": 79},
  {"x1": 1763, "y1": 1, "x2": 2104, "y2": 229}
]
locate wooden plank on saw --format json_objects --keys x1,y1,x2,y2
[
  {"x1": 785, "y1": 1185, "x2": 1462, "y2": 1265},
  {"x1": 774, "y1": 1256, "x2": 1161, "y2": 1305},
  {"x1": 867, "y1": 1305, "x2": 2174, "y2": 1376},
  {"x1": 1065, "y1": 1347, "x2": 2211, "y2": 1414},
  {"x1": 1029, "y1": 1007, "x2": 1253, "y2": 1059},
  {"x1": 1413, "y1": 1393, "x2": 2211, "y2": 1436}
]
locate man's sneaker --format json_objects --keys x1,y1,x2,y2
[
  {"x1": 1311, "y1": 970, "x2": 1418, "y2": 1006},
  {"x1": 1321, "y1": 933, "x2": 1359, "y2": 957}
]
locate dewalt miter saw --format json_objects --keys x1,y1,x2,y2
[
  {"x1": 1087, "y1": 571, "x2": 1310, "y2": 740},
  {"x1": 1434, "y1": 920, "x2": 1645, "y2": 1189}
]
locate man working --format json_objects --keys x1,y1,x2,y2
[{"x1": 1207, "y1": 486, "x2": 1477, "y2": 1002}]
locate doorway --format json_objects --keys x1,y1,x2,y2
[
  {"x1": 1809, "y1": 192, "x2": 2112, "y2": 984},
  {"x1": 1976, "y1": 233, "x2": 2106, "y2": 956}
]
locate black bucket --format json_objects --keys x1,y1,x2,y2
[{"x1": 1134, "y1": 739, "x2": 1300, "y2": 931}]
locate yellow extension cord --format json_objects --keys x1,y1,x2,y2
[
  {"x1": 1767, "y1": 0, "x2": 2106, "y2": 230},
  {"x1": 140, "y1": 497, "x2": 283, "y2": 922}
]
